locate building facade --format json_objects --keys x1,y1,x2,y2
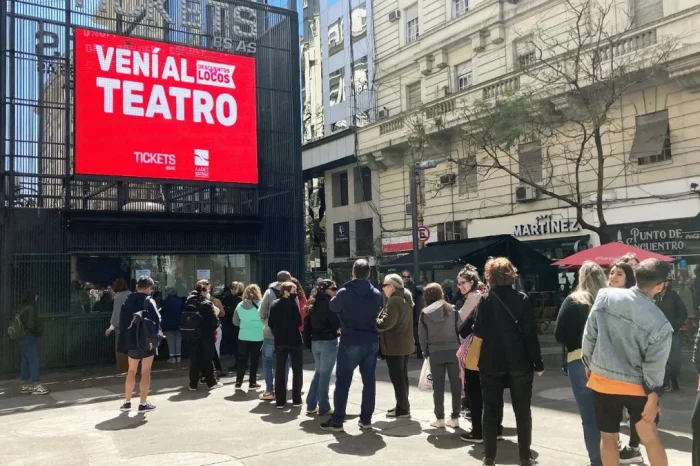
[
  {"x1": 301, "y1": 0, "x2": 380, "y2": 281},
  {"x1": 357, "y1": 0, "x2": 700, "y2": 280},
  {"x1": 0, "y1": 0, "x2": 303, "y2": 372}
]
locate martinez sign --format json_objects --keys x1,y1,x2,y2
[{"x1": 514, "y1": 218, "x2": 581, "y2": 237}]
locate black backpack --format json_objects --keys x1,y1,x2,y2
[
  {"x1": 181, "y1": 301, "x2": 203, "y2": 342},
  {"x1": 270, "y1": 287, "x2": 282, "y2": 300},
  {"x1": 131, "y1": 297, "x2": 162, "y2": 351}
]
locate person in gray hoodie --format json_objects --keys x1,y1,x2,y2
[
  {"x1": 418, "y1": 282, "x2": 463, "y2": 429},
  {"x1": 258, "y1": 271, "x2": 292, "y2": 400}
]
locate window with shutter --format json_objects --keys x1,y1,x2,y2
[
  {"x1": 458, "y1": 156, "x2": 477, "y2": 194},
  {"x1": 407, "y1": 82, "x2": 422, "y2": 110},
  {"x1": 456, "y1": 62, "x2": 473, "y2": 91},
  {"x1": 518, "y1": 142, "x2": 543, "y2": 183},
  {"x1": 453, "y1": 0, "x2": 468, "y2": 18},
  {"x1": 632, "y1": 0, "x2": 663, "y2": 27},
  {"x1": 405, "y1": 5, "x2": 419, "y2": 43},
  {"x1": 515, "y1": 38, "x2": 536, "y2": 69}
]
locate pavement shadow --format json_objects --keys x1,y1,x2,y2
[
  {"x1": 467, "y1": 439, "x2": 540, "y2": 466},
  {"x1": 224, "y1": 389, "x2": 262, "y2": 403},
  {"x1": 253, "y1": 404, "x2": 303, "y2": 425},
  {"x1": 327, "y1": 431, "x2": 387, "y2": 456},
  {"x1": 167, "y1": 389, "x2": 211, "y2": 403},
  {"x1": 426, "y1": 430, "x2": 463, "y2": 450},
  {"x1": 95, "y1": 412, "x2": 148, "y2": 431},
  {"x1": 620, "y1": 425, "x2": 693, "y2": 453},
  {"x1": 372, "y1": 419, "x2": 423, "y2": 438}
]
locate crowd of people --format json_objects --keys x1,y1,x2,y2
[{"x1": 11, "y1": 252, "x2": 700, "y2": 466}]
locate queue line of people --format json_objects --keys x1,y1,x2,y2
[{"x1": 556, "y1": 256, "x2": 678, "y2": 466}]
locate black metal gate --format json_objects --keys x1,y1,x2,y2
[{"x1": 1, "y1": 0, "x2": 304, "y2": 374}]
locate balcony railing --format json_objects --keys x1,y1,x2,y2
[
  {"x1": 482, "y1": 76, "x2": 520, "y2": 99},
  {"x1": 598, "y1": 29, "x2": 657, "y2": 61},
  {"x1": 424, "y1": 98, "x2": 455, "y2": 118},
  {"x1": 380, "y1": 117, "x2": 405, "y2": 135}
]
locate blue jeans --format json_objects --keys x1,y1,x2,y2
[
  {"x1": 19, "y1": 336, "x2": 40, "y2": 384},
  {"x1": 306, "y1": 339, "x2": 338, "y2": 412},
  {"x1": 665, "y1": 332, "x2": 682, "y2": 384},
  {"x1": 568, "y1": 358, "x2": 601, "y2": 466},
  {"x1": 262, "y1": 338, "x2": 289, "y2": 393},
  {"x1": 332, "y1": 341, "x2": 379, "y2": 425}
]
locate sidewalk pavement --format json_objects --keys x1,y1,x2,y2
[{"x1": 0, "y1": 356, "x2": 693, "y2": 466}]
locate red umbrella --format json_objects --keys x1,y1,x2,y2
[{"x1": 552, "y1": 242, "x2": 675, "y2": 268}]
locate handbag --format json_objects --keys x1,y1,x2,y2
[{"x1": 464, "y1": 335, "x2": 482, "y2": 371}]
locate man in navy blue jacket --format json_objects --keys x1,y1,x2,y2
[{"x1": 320, "y1": 259, "x2": 382, "y2": 432}]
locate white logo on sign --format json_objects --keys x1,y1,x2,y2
[
  {"x1": 194, "y1": 149, "x2": 209, "y2": 167},
  {"x1": 195, "y1": 61, "x2": 236, "y2": 89}
]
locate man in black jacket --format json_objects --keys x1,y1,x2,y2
[
  {"x1": 185, "y1": 280, "x2": 223, "y2": 392},
  {"x1": 268, "y1": 281, "x2": 303, "y2": 408},
  {"x1": 657, "y1": 282, "x2": 688, "y2": 390}
]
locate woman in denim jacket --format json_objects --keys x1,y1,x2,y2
[{"x1": 555, "y1": 261, "x2": 607, "y2": 466}]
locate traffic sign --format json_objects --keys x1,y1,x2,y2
[{"x1": 417, "y1": 226, "x2": 431, "y2": 241}]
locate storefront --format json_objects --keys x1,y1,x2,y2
[
  {"x1": 0, "y1": 2, "x2": 303, "y2": 372},
  {"x1": 511, "y1": 215, "x2": 591, "y2": 261},
  {"x1": 605, "y1": 217, "x2": 700, "y2": 311}
]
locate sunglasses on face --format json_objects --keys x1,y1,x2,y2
[
  {"x1": 329, "y1": 287, "x2": 338, "y2": 291},
  {"x1": 402, "y1": 275, "x2": 410, "y2": 279},
  {"x1": 382, "y1": 283, "x2": 392, "y2": 288}
]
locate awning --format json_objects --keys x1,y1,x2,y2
[
  {"x1": 629, "y1": 109, "x2": 669, "y2": 161},
  {"x1": 552, "y1": 242, "x2": 674, "y2": 268},
  {"x1": 379, "y1": 234, "x2": 553, "y2": 275},
  {"x1": 687, "y1": 212, "x2": 700, "y2": 233}
]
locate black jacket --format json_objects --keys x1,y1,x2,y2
[
  {"x1": 473, "y1": 286, "x2": 544, "y2": 374},
  {"x1": 304, "y1": 295, "x2": 340, "y2": 348},
  {"x1": 554, "y1": 296, "x2": 591, "y2": 353},
  {"x1": 118, "y1": 292, "x2": 160, "y2": 353},
  {"x1": 656, "y1": 289, "x2": 688, "y2": 333},
  {"x1": 184, "y1": 292, "x2": 218, "y2": 343},
  {"x1": 268, "y1": 296, "x2": 303, "y2": 347}
]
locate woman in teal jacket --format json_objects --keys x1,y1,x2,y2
[{"x1": 233, "y1": 284, "x2": 264, "y2": 389}]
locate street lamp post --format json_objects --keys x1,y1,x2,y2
[{"x1": 409, "y1": 157, "x2": 450, "y2": 286}]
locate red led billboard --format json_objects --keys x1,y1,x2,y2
[{"x1": 74, "y1": 28, "x2": 258, "y2": 184}]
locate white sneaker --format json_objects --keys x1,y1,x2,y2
[
  {"x1": 20, "y1": 384, "x2": 33, "y2": 394},
  {"x1": 167, "y1": 357, "x2": 175, "y2": 364},
  {"x1": 430, "y1": 419, "x2": 446, "y2": 428},
  {"x1": 31, "y1": 384, "x2": 49, "y2": 395},
  {"x1": 208, "y1": 382, "x2": 224, "y2": 391},
  {"x1": 446, "y1": 418, "x2": 460, "y2": 429},
  {"x1": 176, "y1": 356, "x2": 181, "y2": 363}
]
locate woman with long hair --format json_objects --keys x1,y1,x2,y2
[
  {"x1": 418, "y1": 282, "x2": 462, "y2": 429},
  {"x1": 608, "y1": 260, "x2": 636, "y2": 289},
  {"x1": 472, "y1": 258, "x2": 543, "y2": 466},
  {"x1": 378, "y1": 273, "x2": 415, "y2": 418},
  {"x1": 233, "y1": 284, "x2": 264, "y2": 390},
  {"x1": 555, "y1": 261, "x2": 607, "y2": 466},
  {"x1": 303, "y1": 279, "x2": 340, "y2": 415},
  {"x1": 105, "y1": 278, "x2": 131, "y2": 374},
  {"x1": 290, "y1": 277, "x2": 307, "y2": 331},
  {"x1": 457, "y1": 265, "x2": 503, "y2": 443}
]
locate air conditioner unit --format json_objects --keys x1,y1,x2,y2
[
  {"x1": 378, "y1": 108, "x2": 389, "y2": 119},
  {"x1": 515, "y1": 184, "x2": 540, "y2": 202},
  {"x1": 405, "y1": 203, "x2": 413, "y2": 215},
  {"x1": 439, "y1": 174, "x2": 456, "y2": 186},
  {"x1": 388, "y1": 10, "x2": 400, "y2": 22}
]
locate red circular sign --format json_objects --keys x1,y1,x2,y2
[{"x1": 417, "y1": 226, "x2": 430, "y2": 241}]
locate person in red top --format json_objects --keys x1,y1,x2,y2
[{"x1": 291, "y1": 278, "x2": 307, "y2": 332}]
